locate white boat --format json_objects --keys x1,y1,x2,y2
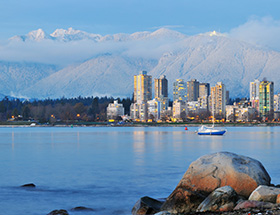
[
  {"x1": 197, "y1": 125, "x2": 226, "y2": 135},
  {"x1": 197, "y1": 97, "x2": 226, "y2": 136},
  {"x1": 30, "y1": 123, "x2": 36, "y2": 127}
]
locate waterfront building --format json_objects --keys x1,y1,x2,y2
[
  {"x1": 133, "y1": 71, "x2": 152, "y2": 103},
  {"x1": 198, "y1": 83, "x2": 210, "y2": 110},
  {"x1": 197, "y1": 97, "x2": 209, "y2": 111},
  {"x1": 173, "y1": 79, "x2": 187, "y2": 102},
  {"x1": 226, "y1": 105, "x2": 256, "y2": 122},
  {"x1": 154, "y1": 75, "x2": 169, "y2": 112},
  {"x1": 226, "y1": 90, "x2": 230, "y2": 105},
  {"x1": 147, "y1": 99, "x2": 161, "y2": 121},
  {"x1": 155, "y1": 75, "x2": 168, "y2": 99},
  {"x1": 250, "y1": 79, "x2": 260, "y2": 102},
  {"x1": 187, "y1": 79, "x2": 199, "y2": 101},
  {"x1": 210, "y1": 82, "x2": 226, "y2": 116},
  {"x1": 130, "y1": 101, "x2": 148, "y2": 121},
  {"x1": 131, "y1": 71, "x2": 152, "y2": 121},
  {"x1": 274, "y1": 94, "x2": 280, "y2": 112},
  {"x1": 259, "y1": 80, "x2": 274, "y2": 118},
  {"x1": 186, "y1": 101, "x2": 200, "y2": 113},
  {"x1": 199, "y1": 83, "x2": 210, "y2": 98},
  {"x1": 107, "y1": 100, "x2": 125, "y2": 120},
  {"x1": 172, "y1": 100, "x2": 187, "y2": 120}
]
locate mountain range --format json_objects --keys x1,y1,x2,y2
[{"x1": 1, "y1": 28, "x2": 280, "y2": 99}]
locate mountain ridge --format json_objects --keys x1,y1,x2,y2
[{"x1": 2, "y1": 28, "x2": 280, "y2": 99}]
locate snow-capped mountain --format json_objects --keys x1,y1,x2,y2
[
  {"x1": 50, "y1": 28, "x2": 102, "y2": 42},
  {"x1": 2, "y1": 28, "x2": 280, "y2": 99},
  {"x1": 9, "y1": 27, "x2": 187, "y2": 42},
  {"x1": 0, "y1": 61, "x2": 58, "y2": 98}
]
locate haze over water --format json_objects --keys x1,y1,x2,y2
[{"x1": 0, "y1": 126, "x2": 279, "y2": 215}]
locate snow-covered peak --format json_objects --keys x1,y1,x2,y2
[
  {"x1": 27, "y1": 29, "x2": 50, "y2": 41},
  {"x1": 51, "y1": 27, "x2": 102, "y2": 42}
]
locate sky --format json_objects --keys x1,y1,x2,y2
[
  {"x1": 1, "y1": 0, "x2": 280, "y2": 66},
  {"x1": 0, "y1": 0, "x2": 279, "y2": 39}
]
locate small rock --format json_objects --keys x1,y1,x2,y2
[
  {"x1": 20, "y1": 183, "x2": 36, "y2": 188},
  {"x1": 132, "y1": 196, "x2": 163, "y2": 215},
  {"x1": 249, "y1": 185, "x2": 280, "y2": 203},
  {"x1": 47, "y1": 209, "x2": 69, "y2": 215},
  {"x1": 234, "y1": 200, "x2": 275, "y2": 210},
  {"x1": 197, "y1": 186, "x2": 238, "y2": 212},
  {"x1": 70, "y1": 206, "x2": 95, "y2": 211}
]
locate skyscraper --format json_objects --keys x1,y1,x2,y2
[
  {"x1": 198, "y1": 83, "x2": 210, "y2": 110},
  {"x1": 250, "y1": 79, "x2": 260, "y2": 102},
  {"x1": 187, "y1": 79, "x2": 199, "y2": 101},
  {"x1": 210, "y1": 82, "x2": 226, "y2": 116},
  {"x1": 199, "y1": 83, "x2": 210, "y2": 98},
  {"x1": 154, "y1": 75, "x2": 168, "y2": 99},
  {"x1": 154, "y1": 75, "x2": 168, "y2": 113},
  {"x1": 133, "y1": 71, "x2": 152, "y2": 102},
  {"x1": 173, "y1": 79, "x2": 187, "y2": 102},
  {"x1": 259, "y1": 80, "x2": 274, "y2": 118}
]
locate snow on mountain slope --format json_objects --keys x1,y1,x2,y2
[
  {"x1": 10, "y1": 29, "x2": 51, "y2": 42},
  {"x1": 3, "y1": 28, "x2": 280, "y2": 99},
  {"x1": 151, "y1": 34, "x2": 280, "y2": 98},
  {"x1": 0, "y1": 62, "x2": 58, "y2": 98},
  {"x1": 50, "y1": 27, "x2": 102, "y2": 42},
  {"x1": 22, "y1": 55, "x2": 158, "y2": 99}
]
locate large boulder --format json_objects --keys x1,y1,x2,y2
[
  {"x1": 161, "y1": 152, "x2": 270, "y2": 214},
  {"x1": 132, "y1": 196, "x2": 164, "y2": 215},
  {"x1": 197, "y1": 186, "x2": 238, "y2": 212},
  {"x1": 277, "y1": 194, "x2": 280, "y2": 204},
  {"x1": 249, "y1": 185, "x2": 280, "y2": 203}
]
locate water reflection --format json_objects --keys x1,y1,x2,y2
[{"x1": 11, "y1": 131, "x2": 14, "y2": 150}]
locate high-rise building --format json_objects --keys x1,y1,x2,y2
[
  {"x1": 173, "y1": 79, "x2": 187, "y2": 102},
  {"x1": 274, "y1": 94, "x2": 280, "y2": 112},
  {"x1": 226, "y1": 90, "x2": 230, "y2": 105},
  {"x1": 198, "y1": 83, "x2": 210, "y2": 110},
  {"x1": 199, "y1": 83, "x2": 210, "y2": 98},
  {"x1": 259, "y1": 80, "x2": 274, "y2": 117},
  {"x1": 154, "y1": 75, "x2": 168, "y2": 99},
  {"x1": 187, "y1": 79, "x2": 199, "y2": 101},
  {"x1": 210, "y1": 82, "x2": 226, "y2": 116},
  {"x1": 133, "y1": 71, "x2": 152, "y2": 102},
  {"x1": 172, "y1": 100, "x2": 187, "y2": 120},
  {"x1": 250, "y1": 79, "x2": 260, "y2": 101}
]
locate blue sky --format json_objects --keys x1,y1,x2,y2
[{"x1": 0, "y1": 0, "x2": 279, "y2": 38}]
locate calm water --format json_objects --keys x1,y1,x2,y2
[{"x1": 0, "y1": 126, "x2": 280, "y2": 215}]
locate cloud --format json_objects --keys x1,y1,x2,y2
[
  {"x1": 229, "y1": 16, "x2": 280, "y2": 51},
  {"x1": 0, "y1": 30, "x2": 186, "y2": 66}
]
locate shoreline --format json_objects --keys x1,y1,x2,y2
[{"x1": 0, "y1": 122, "x2": 280, "y2": 128}]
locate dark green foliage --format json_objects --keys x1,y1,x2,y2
[{"x1": 0, "y1": 96, "x2": 132, "y2": 123}]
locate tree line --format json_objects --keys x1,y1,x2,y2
[{"x1": 0, "y1": 96, "x2": 133, "y2": 123}]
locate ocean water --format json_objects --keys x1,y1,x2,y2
[{"x1": 0, "y1": 126, "x2": 280, "y2": 215}]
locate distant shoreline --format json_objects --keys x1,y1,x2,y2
[{"x1": 0, "y1": 122, "x2": 279, "y2": 127}]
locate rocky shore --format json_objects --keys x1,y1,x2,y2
[{"x1": 132, "y1": 152, "x2": 280, "y2": 215}]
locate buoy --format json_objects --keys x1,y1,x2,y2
[{"x1": 185, "y1": 126, "x2": 188, "y2": 130}]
